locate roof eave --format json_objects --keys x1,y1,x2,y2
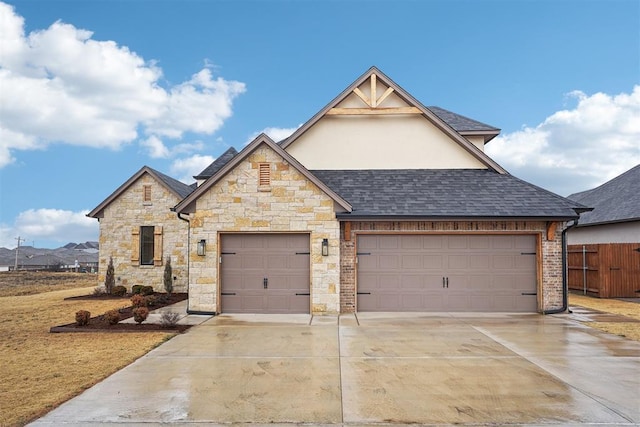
[{"x1": 334, "y1": 214, "x2": 580, "y2": 222}]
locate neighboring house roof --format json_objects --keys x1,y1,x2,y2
[
  {"x1": 87, "y1": 166, "x2": 195, "y2": 218},
  {"x1": 279, "y1": 66, "x2": 507, "y2": 174},
  {"x1": 173, "y1": 134, "x2": 352, "y2": 214},
  {"x1": 568, "y1": 164, "x2": 640, "y2": 226},
  {"x1": 194, "y1": 147, "x2": 239, "y2": 180},
  {"x1": 312, "y1": 169, "x2": 588, "y2": 220}
]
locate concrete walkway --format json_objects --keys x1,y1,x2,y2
[{"x1": 31, "y1": 312, "x2": 640, "y2": 426}]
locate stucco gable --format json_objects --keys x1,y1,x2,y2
[
  {"x1": 280, "y1": 66, "x2": 506, "y2": 173},
  {"x1": 173, "y1": 134, "x2": 352, "y2": 214},
  {"x1": 87, "y1": 166, "x2": 193, "y2": 219}
]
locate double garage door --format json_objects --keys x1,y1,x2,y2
[
  {"x1": 357, "y1": 234, "x2": 538, "y2": 312},
  {"x1": 220, "y1": 234, "x2": 310, "y2": 313}
]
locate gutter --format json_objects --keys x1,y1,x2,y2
[{"x1": 543, "y1": 220, "x2": 578, "y2": 315}]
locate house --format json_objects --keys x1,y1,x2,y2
[
  {"x1": 89, "y1": 67, "x2": 587, "y2": 314},
  {"x1": 88, "y1": 166, "x2": 194, "y2": 291},
  {"x1": 567, "y1": 165, "x2": 640, "y2": 297}
]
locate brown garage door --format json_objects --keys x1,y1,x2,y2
[
  {"x1": 357, "y1": 234, "x2": 537, "y2": 312},
  {"x1": 220, "y1": 234, "x2": 310, "y2": 313}
]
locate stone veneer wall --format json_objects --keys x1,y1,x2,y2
[
  {"x1": 187, "y1": 145, "x2": 341, "y2": 314},
  {"x1": 97, "y1": 173, "x2": 189, "y2": 292},
  {"x1": 340, "y1": 220, "x2": 565, "y2": 313}
]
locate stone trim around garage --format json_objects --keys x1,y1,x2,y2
[
  {"x1": 186, "y1": 145, "x2": 341, "y2": 315},
  {"x1": 339, "y1": 220, "x2": 565, "y2": 313}
]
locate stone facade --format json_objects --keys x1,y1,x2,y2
[
  {"x1": 340, "y1": 220, "x2": 565, "y2": 313},
  {"x1": 97, "y1": 173, "x2": 189, "y2": 293},
  {"x1": 186, "y1": 144, "x2": 341, "y2": 314}
]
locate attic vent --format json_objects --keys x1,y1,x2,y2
[
  {"x1": 143, "y1": 185, "x2": 152, "y2": 202},
  {"x1": 258, "y1": 163, "x2": 271, "y2": 187}
]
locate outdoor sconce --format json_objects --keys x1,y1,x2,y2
[
  {"x1": 197, "y1": 239, "x2": 206, "y2": 256},
  {"x1": 322, "y1": 238, "x2": 329, "y2": 256}
]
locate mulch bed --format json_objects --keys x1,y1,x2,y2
[{"x1": 51, "y1": 292, "x2": 192, "y2": 333}]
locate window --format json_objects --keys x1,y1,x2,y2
[
  {"x1": 140, "y1": 226, "x2": 155, "y2": 265},
  {"x1": 132, "y1": 226, "x2": 163, "y2": 266},
  {"x1": 143, "y1": 185, "x2": 152, "y2": 202},
  {"x1": 259, "y1": 163, "x2": 270, "y2": 187}
]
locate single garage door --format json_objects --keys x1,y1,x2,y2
[
  {"x1": 357, "y1": 234, "x2": 537, "y2": 312},
  {"x1": 220, "y1": 234, "x2": 310, "y2": 313}
]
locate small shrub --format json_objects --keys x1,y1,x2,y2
[
  {"x1": 145, "y1": 295, "x2": 158, "y2": 307},
  {"x1": 75, "y1": 310, "x2": 91, "y2": 326},
  {"x1": 130, "y1": 294, "x2": 146, "y2": 308},
  {"x1": 105, "y1": 256, "x2": 115, "y2": 294},
  {"x1": 160, "y1": 312, "x2": 181, "y2": 328},
  {"x1": 140, "y1": 285, "x2": 154, "y2": 296},
  {"x1": 163, "y1": 257, "x2": 173, "y2": 294},
  {"x1": 92, "y1": 286, "x2": 106, "y2": 296},
  {"x1": 131, "y1": 285, "x2": 143, "y2": 295},
  {"x1": 132, "y1": 307, "x2": 149, "y2": 324},
  {"x1": 105, "y1": 309, "x2": 120, "y2": 325},
  {"x1": 112, "y1": 285, "x2": 127, "y2": 297},
  {"x1": 156, "y1": 293, "x2": 170, "y2": 305}
]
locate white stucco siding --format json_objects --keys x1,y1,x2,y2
[
  {"x1": 286, "y1": 115, "x2": 487, "y2": 170},
  {"x1": 567, "y1": 221, "x2": 640, "y2": 244}
]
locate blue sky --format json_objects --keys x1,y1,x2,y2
[{"x1": 0, "y1": 0, "x2": 638, "y2": 248}]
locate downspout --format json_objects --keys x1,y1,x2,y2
[
  {"x1": 543, "y1": 219, "x2": 578, "y2": 315},
  {"x1": 177, "y1": 212, "x2": 191, "y2": 313}
]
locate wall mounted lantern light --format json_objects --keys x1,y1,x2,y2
[
  {"x1": 322, "y1": 238, "x2": 329, "y2": 256},
  {"x1": 197, "y1": 239, "x2": 206, "y2": 256}
]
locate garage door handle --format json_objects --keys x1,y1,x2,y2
[
  {"x1": 521, "y1": 292, "x2": 537, "y2": 296},
  {"x1": 442, "y1": 277, "x2": 449, "y2": 288},
  {"x1": 357, "y1": 292, "x2": 371, "y2": 295},
  {"x1": 221, "y1": 292, "x2": 236, "y2": 296},
  {"x1": 263, "y1": 278, "x2": 268, "y2": 289},
  {"x1": 295, "y1": 292, "x2": 310, "y2": 296}
]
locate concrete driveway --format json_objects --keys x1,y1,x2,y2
[{"x1": 31, "y1": 313, "x2": 640, "y2": 426}]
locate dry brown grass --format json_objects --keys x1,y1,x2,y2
[
  {"x1": 569, "y1": 293, "x2": 640, "y2": 342},
  {"x1": 0, "y1": 272, "x2": 175, "y2": 426}
]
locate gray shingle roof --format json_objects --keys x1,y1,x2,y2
[
  {"x1": 150, "y1": 168, "x2": 194, "y2": 199},
  {"x1": 427, "y1": 106, "x2": 499, "y2": 133},
  {"x1": 311, "y1": 169, "x2": 586, "y2": 219},
  {"x1": 568, "y1": 164, "x2": 640, "y2": 226},
  {"x1": 194, "y1": 147, "x2": 238, "y2": 179}
]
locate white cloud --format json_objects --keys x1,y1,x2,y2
[
  {"x1": 140, "y1": 135, "x2": 170, "y2": 158},
  {"x1": 140, "y1": 135, "x2": 205, "y2": 159},
  {"x1": 0, "y1": 2, "x2": 245, "y2": 167},
  {"x1": 170, "y1": 154, "x2": 215, "y2": 183},
  {"x1": 0, "y1": 208, "x2": 98, "y2": 248},
  {"x1": 245, "y1": 126, "x2": 301, "y2": 145},
  {"x1": 486, "y1": 86, "x2": 640, "y2": 196}
]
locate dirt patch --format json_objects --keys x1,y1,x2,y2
[
  {"x1": 51, "y1": 292, "x2": 190, "y2": 333},
  {"x1": 0, "y1": 271, "x2": 99, "y2": 297}
]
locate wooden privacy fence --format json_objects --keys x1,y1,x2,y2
[{"x1": 568, "y1": 243, "x2": 640, "y2": 298}]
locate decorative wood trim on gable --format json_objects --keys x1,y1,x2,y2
[
  {"x1": 328, "y1": 73, "x2": 423, "y2": 116},
  {"x1": 258, "y1": 163, "x2": 271, "y2": 187},
  {"x1": 143, "y1": 185, "x2": 152, "y2": 202},
  {"x1": 546, "y1": 221, "x2": 558, "y2": 241},
  {"x1": 327, "y1": 107, "x2": 422, "y2": 115}
]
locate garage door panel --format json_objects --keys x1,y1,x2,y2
[
  {"x1": 379, "y1": 254, "x2": 400, "y2": 269},
  {"x1": 357, "y1": 234, "x2": 537, "y2": 312},
  {"x1": 402, "y1": 255, "x2": 422, "y2": 269},
  {"x1": 221, "y1": 234, "x2": 310, "y2": 314}
]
